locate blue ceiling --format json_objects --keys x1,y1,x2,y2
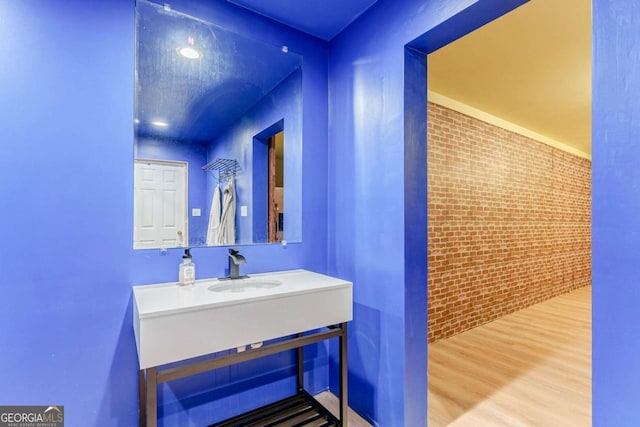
[
  {"x1": 136, "y1": 0, "x2": 302, "y2": 143},
  {"x1": 226, "y1": 0, "x2": 379, "y2": 41},
  {"x1": 135, "y1": 0, "x2": 378, "y2": 143}
]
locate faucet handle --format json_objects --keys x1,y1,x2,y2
[{"x1": 228, "y1": 248, "x2": 246, "y2": 264}]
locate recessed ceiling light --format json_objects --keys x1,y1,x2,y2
[
  {"x1": 134, "y1": 118, "x2": 140, "y2": 124},
  {"x1": 151, "y1": 120, "x2": 169, "y2": 128}
]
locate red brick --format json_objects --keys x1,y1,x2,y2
[{"x1": 427, "y1": 102, "x2": 591, "y2": 343}]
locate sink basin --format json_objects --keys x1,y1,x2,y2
[
  {"x1": 133, "y1": 269, "x2": 353, "y2": 369},
  {"x1": 209, "y1": 279, "x2": 282, "y2": 293}
]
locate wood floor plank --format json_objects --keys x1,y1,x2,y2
[
  {"x1": 314, "y1": 391, "x2": 372, "y2": 427},
  {"x1": 428, "y1": 286, "x2": 591, "y2": 426}
]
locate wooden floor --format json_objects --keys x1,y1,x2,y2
[
  {"x1": 428, "y1": 286, "x2": 591, "y2": 427},
  {"x1": 315, "y1": 391, "x2": 373, "y2": 427}
]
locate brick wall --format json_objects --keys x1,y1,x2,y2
[{"x1": 427, "y1": 102, "x2": 591, "y2": 343}]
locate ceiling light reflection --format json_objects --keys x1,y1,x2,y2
[{"x1": 178, "y1": 46, "x2": 201, "y2": 59}]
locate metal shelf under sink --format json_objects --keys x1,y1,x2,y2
[{"x1": 210, "y1": 390, "x2": 339, "y2": 427}]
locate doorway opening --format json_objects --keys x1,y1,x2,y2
[
  {"x1": 425, "y1": 1, "x2": 592, "y2": 425},
  {"x1": 253, "y1": 119, "x2": 285, "y2": 243},
  {"x1": 267, "y1": 131, "x2": 285, "y2": 243}
]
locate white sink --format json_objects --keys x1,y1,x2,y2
[
  {"x1": 208, "y1": 278, "x2": 282, "y2": 293},
  {"x1": 133, "y1": 269, "x2": 353, "y2": 369}
]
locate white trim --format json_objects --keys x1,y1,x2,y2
[
  {"x1": 135, "y1": 158, "x2": 188, "y2": 168},
  {"x1": 427, "y1": 91, "x2": 591, "y2": 160}
]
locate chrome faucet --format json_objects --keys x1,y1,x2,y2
[{"x1": 222, "y1": 248, "x2": 248, "y2": 280}]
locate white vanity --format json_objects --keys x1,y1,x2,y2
[{"x1": 133, "y1": 269, "x2": 353, "y2": 426}]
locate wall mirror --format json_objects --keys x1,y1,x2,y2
[{"x1": 133, "y1": 0, "x2": 303, "y2": 249}]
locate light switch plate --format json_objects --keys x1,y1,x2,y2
[
  {"x1": 240, "y1": 206, "x2": 248, "y2": 217},
  {"x1": 192, "y1": 208, "x2": 201, "y2": 217}
]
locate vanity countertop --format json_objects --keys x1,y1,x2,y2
[
  {"x1": 133, "y1": 269, "x2": 352, "y2": 318},
  {"x1": 133, "y1": 269, "x2": 353, "y2": 368}
]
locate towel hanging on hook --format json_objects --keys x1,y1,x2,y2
[{"x1": 217, "y1": 176, "x2": 236, "y2": 245}]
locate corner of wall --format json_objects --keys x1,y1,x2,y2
[{"x1": 428, "y1": 90, "x2": 591, "y2": 161}]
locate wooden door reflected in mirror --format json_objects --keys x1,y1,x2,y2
[{"x1": 268, "y1": 131, "x2": 284, "y2": 243}]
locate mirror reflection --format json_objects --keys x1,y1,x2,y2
[{"x1": 133, "y1": 0, "x2": 303, "y2": 249}]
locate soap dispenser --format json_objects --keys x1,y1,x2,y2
[{"x1": 179, "y1": 248, "x2": 196, "y2": 286}]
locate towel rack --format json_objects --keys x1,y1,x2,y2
[{"x1": 202, "y1": 158, "x2": 238, "y2": 183}]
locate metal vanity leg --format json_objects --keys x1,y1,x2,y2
[
  {"x1": 139, "y1": 370, "x2": 146, "y2": 426},
  {"x1": 340, "y1": 322, "x2": 348, "y2": 426},
  {"x1": 145, "y1": 367, "x2": 158, "y2": 427},
  {"x1": 297, "y1": 333, "x2": 304, "y2": 392}
]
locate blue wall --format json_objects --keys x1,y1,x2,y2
[
  {"x1": 207, "y1": 69, "x2": 302, "y2": 245},
  {"x1": 592, "y1": 1, "x2": 640, "y2": 425},
  {"x1": 327, "y1": 0, "x2": 526, "y2": 425},
  {"x1": 0, "y1": 0, "x2": 328, "y2": 425},
  {"x1": 0, "y1": 0, "x2": 138, "y2": 425},
  {"x1": 135, "y1": 137, "x2": 209, "y2": 246}
]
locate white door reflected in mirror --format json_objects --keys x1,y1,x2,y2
[{"x1": 134, "y1": 159, "x2": 188, "y2": 249}]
